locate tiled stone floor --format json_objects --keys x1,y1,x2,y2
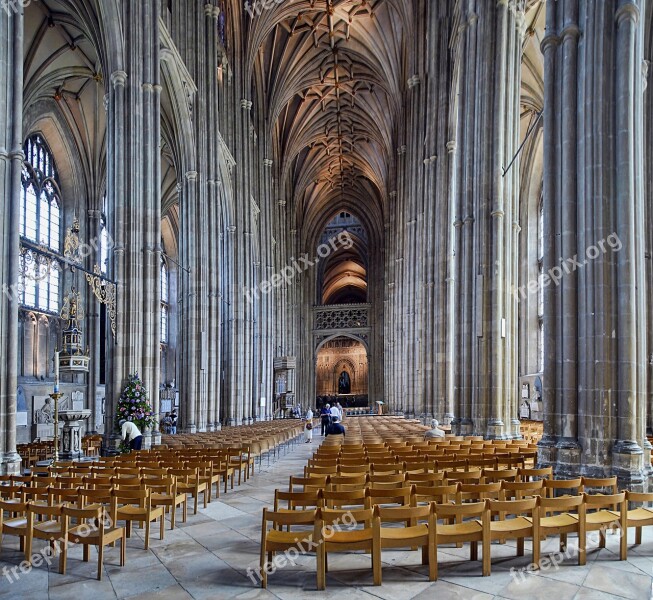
[{"x1": 1, "y1": 437, "x2": 652, "y2": 599}]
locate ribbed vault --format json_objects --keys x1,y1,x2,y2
[{"x1": 249, "y1": 0, "x2": 409, "y2": 232}]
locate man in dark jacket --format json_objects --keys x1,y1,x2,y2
[
  {"x1": 325, "y1": 415, "x2": 346, "y2": 437},
  {"x1": 320, "y1": 404, "x2": 331, "y2": 436}
]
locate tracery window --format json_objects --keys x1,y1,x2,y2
[{"x1": 20, "y1": 135, "x2": 61, "y2": 313}]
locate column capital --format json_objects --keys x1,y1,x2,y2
[
  {"x1": 559, "y1": 25, "x2": 581, "y2": 42},
  {"x1": 615, "y1": 2, "x2": 639, "y2": 25},
  {"x1": 241, "y1": 99, "x2": 253, "y2": 110},
  {"x1": 110, "y1": 70, "x2": 128, "y2": 88},
  {"x1": 540, "y1": 34, "x2": 560, "y2": 54},
  {"x1": 446, "y1": 140, "x2": 457, "y2": 154},
  {"x1": 185, "y1": 171, "x2": 198, "y2": 182}
]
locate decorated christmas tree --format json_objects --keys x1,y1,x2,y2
[{"x1": 115, "y1": 373, "x2": 156, "y2": 433}]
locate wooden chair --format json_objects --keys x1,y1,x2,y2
[
  {"x1": 274, "y1": 489, "x2": 323, "y2": 512},
  {"x1": 482, "y1": 468, "x2": 518, "y2": 484},
  {"x1": 289, "y1": 475, "x2": 329, "y2": 493},
  {"x1": 412, "y1": 483, "x2": 459, "y2": 506},
  {"x1": 544, "y1": 477, "x2": 582, "y2": 498},
  {"x1": 322, "y1": 489, "x2": 367, "y2": 509},
  {"x1": 328, "y1": 474, "x2": 368, "y2": 492},
  {"x1": 367, "y1": 473, "x2": 406, "y2": 489},
  {"x1": 259, "y1": 508, "x2": 319, "y2": 588},
  {"x1": 501, "y1": 479, "x2": 545, "y2": 501},
  {"x1": 433, "y1": 500, "x2": 491, "y2": 578},
  {"x1": 25, "y1": 503, "x2": 66, "y2": 572},
  {"x1": 365, "y1": 487, "x2": 412, "y2": 509},
  {"x1": 537, "y1": 494, "x2": 586, "y2": 564},
  {"x1": 111, "y1": 488, "x2": 165, "y2": 550},
  {"x1": 316, "y1": 507, "x2": 374, "y2": 590},
  {"x1": 143, "y1": 476, "x2": 188, "y2": 529},
  {"x1": 0, "y1": 498, "x2": 30, "y2": 554},
  {"x1": 518, "y1": 466, "x2": 552, "y2": 482},
  {"x1": 372, "y1": 503, "x2": 436, "y2": 584},
  {"x1": 624, "y1": 491, "x2": 653, "y2": 546},
  {"x1": 63, "y1": 504, "x2": 126, "y2": 580},
  {"x1": 487, "y1": 497, "x2": 540, "y2": 574},
  {"x1": 405, "y1": 472, "x2": 445, "y2": 487},
  {"x1": 584, "y1": 492, "x2": 627, "y2": 560},
  {"x1": 168, "y1": 467, "x2": 208, "y2": 514}
]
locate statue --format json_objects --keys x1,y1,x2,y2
[
  {"x1": 338, "y1": 371, "x2": 351, "y2": 395},
  {"x1": 34, "y1": 397, "x2": 55, "y2": 424}
]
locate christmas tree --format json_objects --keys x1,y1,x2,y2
[{"x1": 115, "y1": 373, "x2": 156, "y2": 433}]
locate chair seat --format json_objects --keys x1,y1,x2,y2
[
  {"x1": 266, "y1": 529, "x2": 314, "y2": 545},
  {"x1": 68, "y1": 525, "x2": 124, "y2": 545},
  {"x1": 34, "y1": 520, "x2": 64, "y2": 536},
  {"x1": 3, "y1": 517, "x2": 28, "y2": 531},
  {"x1": 327, "y1": 528, "x2": 374, "y2": 544},
  {"x1": 437, "y1": 520, "x2": 482, "y2": 537},
  {"x1": 490, "y1": 516, "x2": 532, "y2": 534},
  {"x1": 586, "y1": 510, "x2": 619, "y2": 526},
  {"x1": 540, "y1": 513, "x2": 579, "y2": 528},
  {"x1": 151, "y1": 492, "x2": 185, "y2": 504},
  {"x1": 626, "y1": 507, "x2": 653, "y2": 523},
  {"x1": 379, "y1": 524, "x2": 429, "y2": 540}
]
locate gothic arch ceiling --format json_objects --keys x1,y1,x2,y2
[
  {"x1": 23, "y1": 0, "x2": 107, "y2": 202},
  {"x1": 249, "y1": 0, "x2": 409, "y2": 232},
  {"x1": 519, "y1": 0, "x2": 545, "y2": 199}
]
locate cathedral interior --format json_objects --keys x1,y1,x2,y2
[{"x1": 1, "y1": 0, "x2": 653, "y2": 597}]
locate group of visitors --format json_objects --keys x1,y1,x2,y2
[
  {"x1": 303, "y1": 401, "x2": 346, "y2": 443},
  {"x1": 161, "y1": 410, "x2": 178, "y2": 434}
]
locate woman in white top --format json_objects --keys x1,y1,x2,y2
[{"x1": 304, "y1": 408, "x2": 314, "y2": 443}]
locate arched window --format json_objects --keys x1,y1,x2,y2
[
  {"x1": 20, "y1": 135, "x2": 62, "y2": 313},
  {"x1": 161, "y1": 258, "x2": 169, "y2": 344}
]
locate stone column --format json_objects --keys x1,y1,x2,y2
[
  {"x1": 0, "y1": 3, "x2": 23, "y2": 474},
  {"x1": 540, "y1": 0, "x2": 649, "y2": 488},
  {"x1": 451, "y1": 0, "x2": 524, "y2": 438},
  {"x1": 86, "y1": 208, "x2": 102, "y2": 433}
]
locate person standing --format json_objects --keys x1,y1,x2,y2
[
  {"x1": 170, "y1": 409, "x2": 178, "y2": 434},
  {"x1": 304, "y1": 408, "x2": 314, "y2": 443},
  {"x1": 119, "y1": 419, "x2": 144, "y2": 451},
  {"x1": 329, "y1": 403, "x2": 341, "y2": 423},
  {"x1": 320, "y1": 404, "x2": 331, "y2": 436}
]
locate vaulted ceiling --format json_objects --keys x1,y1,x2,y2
[{"x1": 249, "y1": 0, "x2": 409, "y2": 231}]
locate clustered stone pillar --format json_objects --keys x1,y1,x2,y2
[
  {"x1": 450, "y1": 0, "x2": 523, "y2": 438},
  {"x1": 539, "y1": 0, "x2": 651, "y2": 488},
  {"x1": 107, "y1": 0, "x2": 162, "y2": 448},
  {"x1": 384, "y1": 1, "x2": 453, "y2": 422},
  {"x1": 0, "y1": 3, "x2": 23, "y2": 474}
]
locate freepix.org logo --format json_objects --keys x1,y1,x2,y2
[
  {"x1": 1, "y1": 0, "x2": 34, "y2": 16},
  {"x1": 244, "y1": 231, "x2": 354, "y2": 304}
]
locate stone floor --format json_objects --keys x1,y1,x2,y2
[{"x1": 1, "y1": 437, "x2": 652, "y2": 600}]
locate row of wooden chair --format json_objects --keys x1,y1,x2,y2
[{"x1": 260, "y1": 489, "x2": 651, "y2": 589}]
